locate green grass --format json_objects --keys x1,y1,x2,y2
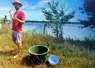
[{"x1": 0, "y1": 25, "x2": 95, "y2": 68}]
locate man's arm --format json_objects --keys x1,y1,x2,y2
[
  {"x1": 15, "y1": 18, "x2": 25, "y2": 24},
  {"x1": 9, "y1": 10, "x2": 13, "y2": 19},
  {"x1": 16, "y1": 12, "x2": 25, "y2": 24}
]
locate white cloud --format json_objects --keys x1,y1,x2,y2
[
  {"x1": 0, "y1": 7, "x2": 12, "y2": 11},
  {"x1": 24, "y1": 10, "x2": 44, "y2": 20},
  {"x1": 21, "y1": 0, "x2": 48, "y2": 10},
  {"x1": 38, "y1": 0, "x2": 48, "y2": 8},
  {"x1": 28, "y1": 0, "x2": 48, "y2": 9},
  {"x1": 28, "y1": 6, "x2": 36, "y2": 10},
  {"x1": 21, "y1": 0, "x2": 36, "y2": 10},
  {"x1": 21, "y1": 1, "x2": 30, "y2": 9}
]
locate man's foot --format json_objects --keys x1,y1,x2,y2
[{"x1": 13, "y1": 53, "x2": 20, "y2": 58}]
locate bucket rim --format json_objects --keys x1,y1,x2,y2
[{"x1": 28, "y1": 45, "x2": 49, "y2": 55}]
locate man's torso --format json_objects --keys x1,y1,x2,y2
[{"x1": 12, "y1": 10, "x2": 25, "y2": 32}]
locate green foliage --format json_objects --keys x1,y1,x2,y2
[
  {"x1": 79, "y1": 0, "x2": 95, "y2": 28},
  {"x1": 41, "y1": 0, "x2": 75, "y2": 39},
  {"x1": 0, "y1": 17, "x2": 4, "y2": 24}
]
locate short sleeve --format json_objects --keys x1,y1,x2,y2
[{"x1": 20, "y1": 12, "x2": 25, "y2": 20}]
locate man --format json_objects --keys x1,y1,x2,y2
[
  {"x1": 9, "y1": 0, "x2": 25, "y2": 58},
  {"x1": 4, "y1": 15, "x2": 8, "y2": 25}
]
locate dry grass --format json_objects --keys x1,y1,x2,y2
[{"x1": 0, "y1": 25, "x2": 94, "y2": 68}]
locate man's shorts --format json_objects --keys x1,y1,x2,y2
[{"x1": 12, "y1": 30, "x2": 22, "y2": 43}]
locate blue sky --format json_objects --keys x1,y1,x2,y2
[{"x1": 0, "y1": 0, "x2": 89, "y2": 22}]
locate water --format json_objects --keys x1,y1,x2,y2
[
  {"x1": 63, "y1": 24, "x2": 95, "y2": 40},
  {"x1": 23, "y1": 23, "x2": 44, "y2": 33},
  {"x1": 10, "y1": 23, "x2": 95, "y2": 40}
]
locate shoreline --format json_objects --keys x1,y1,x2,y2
[{"x1": 8, "y1": 23, "x2": 95, "y2": 41}]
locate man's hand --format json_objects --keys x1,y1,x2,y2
[{"x1": 12, "y1": 17, "x2": 17, "y2": 20}]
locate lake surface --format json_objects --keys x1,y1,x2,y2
[{"x1": 10, "y1": 23, "x2": 95, "y2": 40}]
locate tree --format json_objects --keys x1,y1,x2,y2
[
  {"x1": 41, "y1": 0, "x2": 75, "y2": 39},
  {"x1": 79, "y1": 0, "x2": 95, "y2": 28}
]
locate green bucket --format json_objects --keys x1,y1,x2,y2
[{"x1": 28, "y1": 45, "x2": 49, "y2": 64}]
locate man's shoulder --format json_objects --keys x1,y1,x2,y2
[{"x1": 19, "y1": 10, "x2": 24, "y2": 14}]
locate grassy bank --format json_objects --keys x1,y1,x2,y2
[{"x1": 0, "y1": 25, "x2": 95, "y2": 68}]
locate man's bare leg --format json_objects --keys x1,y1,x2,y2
[
  {"x1": 13, "y1": 42, "x2": 23, "y2": 58},
  {"x1": 18, "y1": 43, "x2": 23, "y2": 53},
  {"x1": 14, "y1": 41, "x2": 23, "y2": 53}
]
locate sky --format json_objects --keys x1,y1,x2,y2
[{"x1": 0, "y1": 0, "x2": 89, "y2": 22}]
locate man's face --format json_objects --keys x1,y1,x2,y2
[{"x1": 14, "y1": 4, "x2": 20, "y2": 10}]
